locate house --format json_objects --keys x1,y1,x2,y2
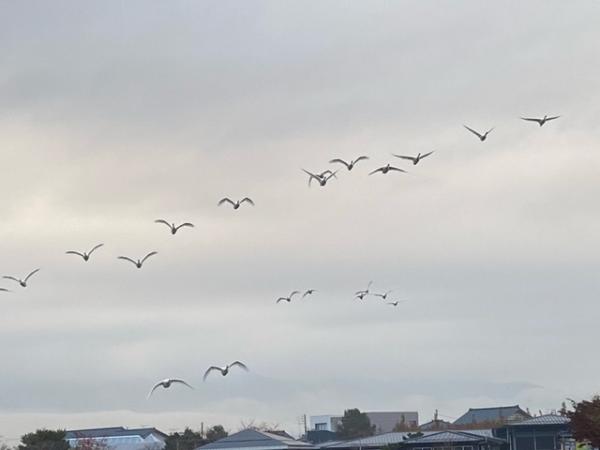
[
  {"x1": 65, "y1": 427, "x2": 167, "y2": 450},
  {"x1": 310, "y1": 412, "x2": 419, "y2": 433},
  {"x1": 454, "y1": 406, "x2": 531, "y2": 427},
  {"x1": 420, "y1": 411, "x2": 451, "y2": 431},
  {"x1": 321, "y1": 430, "x2": 496, "y2": 450},
  {"x1": 419, "y1": 420, "x2": 452, "y2": 431},
  {"x1": 497, "y1": 414, "x2": 573, "y2": 450},
  {"x1": 195, "y1": 429, "x2": 317, "y2": 450},
  {"x1": 402, "y1": 430, "x2": 507, "y2": 450}
]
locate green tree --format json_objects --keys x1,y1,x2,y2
[
  {"x1": 336, "y1": 409, "x2": 375, "y2": 440},
  {"x1": 18, "y1": 430, "x2": 69, "y2": 450},
  {"x1": 205, "y1": 426, "x2": 228, "y2": 443},
  {"x1": 165, "y1": 428, "x2": 205, "y2": 450},
  {"x1": 567, "y1": 396, "x2": 600, "y2": 448}
]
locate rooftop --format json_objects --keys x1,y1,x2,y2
[
  {"x1": 509, "y1": 414, "x2": 571, "y2": 426},
  {"x1": 453, "y1": 405, "x2": 530, "y2": 425},
  {"x1": 404, "y1": 431, "x2": 506, "y2": 445},
  {"x1": 322, "y1": 430, "x2": 495, "y2": 449},
  {"x1": 197, "y1": 429, "x2": 317, "y2": 450}
]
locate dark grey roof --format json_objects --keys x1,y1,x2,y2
[
  {"x1": 65, "y1": 427, "x2": 167, "y2": 439},
  {"x1": 197, "y1": 429, "x2": 317, "y2": 450},
  {"x1": 322, "y1": 430, "x2": 495, "y2": 449},
  {"x1": 453, "y1": 405, "x2": 530, "y2": 425},
  {"x1": 509, "y1": 415, "x2": 570, "y2": 426},
  {"x1": 322, "y1": 432, "x2": 413, "y2": 448},
  {"x1": 404, "y1": 431, "x2": 506, "y2": 445}
]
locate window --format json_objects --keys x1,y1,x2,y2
[{"x1": 315, "y1": 423, "x2": 328, "y2": 431}]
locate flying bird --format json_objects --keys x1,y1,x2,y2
[
  {"x1": 374, "y1": 290, "x2": 393, "y2": 300},
  {"x1": 3, "y1": 269, "x2": 40, "y2": 288},
  {"x1": 355, "y1": 281, "x2": 373, "y2": 296},
  {"x1": 65, "y1": 244, "x2": 104, "y2": 262},
  {"x1": 355, "y1": 292, "x2": 369, "y2": 300},
  {"x1": 147, "y1": 378, "x2": 194, "y2": 398},
  {"x1": 369, "y1": 164, "x2": 407, "y2": 175},
  {"x1": 387, "y1": 301, "x2": 401, "y2": 306},
  {"x1": 218, "y1": 197, "x2": 254, "y2": 209},
  {"x1": 393, "y1": 151, "x2": 434, "y2": 165},
  {"x1": 329, "y1": 156, "x2": 369, "y2": 171},
  {"x1": 464, "y1": 125, "x2": 494, "y2": 141},
  {"x1": 302, "y1": 169, "x2": 338, "y2": 187},
  {"x1": 276, "y1": 291, "x2": 300, "y2": 303},
  {"x1": 117, "y1": 252, "x2": 158, "y2": 269},
  {"x1": 154, "y1": 219, "x2": 194, "y2": 235},
  {"x1": 203, "y1": 361, "x2": 249, "y2": 381},
  {"x1": 302, "y1": 289, "x2": 317, "y2": 298},
  {"x1": 520, "y1": 115, "x2": 560, "y2": 127}
]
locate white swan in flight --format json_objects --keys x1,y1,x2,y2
[
  {"x1": 520, "y1": 115, "x2": 560, "y2": 127},
  {"x1": 203, "y1": 361, "x2": 248, "y2": 381},
  {"x1": 148, "y1": 378, "x2": 194, "y2": 398},
  {"x1": 3, "y1": 269, "x2": 41, "y2": 288},
  {"x1": 329, "y1": 156, "x2": 369, "y2": 171},
  {"x1": 66, "y1": 244, "x2": 104, "y2": 262},
  {"x1": 218, "y1": 197, "x2": 255, "y2": 209},
  {"x1": 464, "y1": 125, "x2": 494, "y2": 141},
  {"x1": 155, "y1": 220, "x2": 194, "y2": 235},
  {"x1": 117, "y1": 252, "x2": 158, "y2": 269}
]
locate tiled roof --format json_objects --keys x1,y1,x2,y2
[
  {"x1": 404, "y1": 431, "x2": 506, "y2": 445},
  {"x1": 322, "y1": 430, "x2": 495, "y2": 448},
  {"x1": 322, "y1": 432, "x2": 413, "y2": 448},
  {"x1": 197, "y1": 429, "x2": 316, "y2": 450},
  {"x1": 510, "y1": 415, "x2": 570, "y2": 426},
  {"x1": 453, "y1": 405, "x2": 530, "y2": 425}
]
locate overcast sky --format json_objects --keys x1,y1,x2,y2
[{"x1": 1, "y1": 0, "x2": 600, "y2": 442}]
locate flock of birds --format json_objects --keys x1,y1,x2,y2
[{"x1": 1, "y1": 115, "x2": 560, "y2": 398}]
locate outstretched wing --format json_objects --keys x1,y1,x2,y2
[
  {"x1": 302, "y1": 289, "x2": 315, "y2": 298},
  {"x1": 546, "y1": 115, "x2": 560, "y2": 121},
  {"x1": 88, "y1": 243, "x2": 104, "y2": 255},
  {"x1": 141, "y1": 251, "x2": 158, "y2": 263},
  {"x1": 66, "y1": 251, "x2": 85, "y2": 258},
  {"x1": 520, "y1": 117, "x2": 541, "y2": 123},
  {"x1": 324, "y1": 170, "x2": 338, "y2": 181},
  {"x1": 289, "y1": 290, "x2": 300, "y2": 299},
  {"x1": 230, "y1": 361, "x2": 249, "y2": 371},
  {"x1": 218, "y1": 198, "x2": 235, "y2": 206},
  {"x1": 0, "y1": 288, "x2": 10, "y2": 292},
  {"x1": 388, "y1": 166, "x2": 407, "y2": 173},
  {"x1": 392, "y1": 154, "x2": 416, "y2": 162},
  {"x1": 354, "y1": 156, "x2": 369, "y2": 164},
  {"x1": 147, "y1": 381, "x2": 165, "y2": 399},
  {"x1": 463, "y1": 125, "x2": 483, "y2": 139},
  {"x1": 3, "y1": 276, "x2": 20, "y2": 282},
  {"x1": 302, "y1": 169, "x2": 321, "y2": 187},
  {"x1": 118, "y1": 256, "x2": 138, "y2": 266},
  {"x1": 369, "y1": 168, "x2": 384, "y2": 175},
  {"x1": 420, "y1": 151, "x2": 434, "y2": 159},
  {"x1": 329, "y1": 159, "x2": 350, "y2": 169},
  {"x1": 276, "y1": 297, "x2": 288, "y2": 303},
  {"x1": 240, "y1": 197, "x2": 254, "y2": 206},
  {"x1": 175, "y1": 222, "x2": 195, "y2": 231},
  {"x1": 24, "y1": 269, "x2": 40, "y2": 283},
  {"x1": 154, "y1": 219, "x2": 171, "y2": 228},
  {"x1": 485, "y1": 127, "x2": 495, "y2": 135},
  {"x1": 203, "y1": 366, "x2": 222, "y2": 381},
  {"x1": 171, "y1": 379, "x2": 194, "y2": 390}
]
